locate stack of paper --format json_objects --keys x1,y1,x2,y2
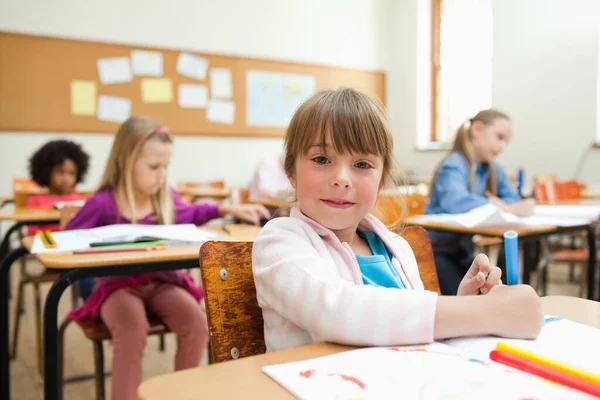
[
  {"x1": 30, "y1": 224, "x2": 221, "y2": 254},
  {"x1": 263, "y1": 318, "x2": 598, "y2": 399},
  {"x1": 413, "y1": 203, "x2": 598, "y2": 228}
]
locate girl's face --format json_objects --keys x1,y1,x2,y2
[
  {"x1": 470, "y1": 118, "x2": 513, "y2": 163},
  {"x1": 289, "y1": 132, "x2": 384, "y2": 241},
  {"x1": 132, "y1": 140, "x2": 172, "y2": 198},
  {"x1": 48, "y1": 159, "x2": 78, "y2": 195}
]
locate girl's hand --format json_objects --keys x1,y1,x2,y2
[
  {"x1": 218, "y1": 204, "x2": 271, "y2": 225},
  {"x1": 457, "y1": 254, "x2": 502, "y2": 296},
  {"x1": 507, "y1": 198, "x2": 536, "y2": 217},
  {"x1": 485, "y1": 192, "x2": 536, "y2": 217},
  {"x1": 482, "y1": 284, "x2": 543, "y2": 339},
  {"x1": 485, "y1": 191, "x2": 511, "y2": 212}
]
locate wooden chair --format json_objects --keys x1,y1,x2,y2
[
  {"x1": 177, "y1": 180, "x2": 227, "y2": 203},
  {"x1": 199, "y1": 226, "x2": 440, "y2": 364},
  {"x1": 533, "y1": 180, "x2": 590, "y2": 295},
  {"x1": 371, "y1": 193, "x2": 428, "y2": 228},
  {"x1": 231, "y1": 187, "x2": 250, "y2": 205}
]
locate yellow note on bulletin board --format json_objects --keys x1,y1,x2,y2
[
  {"x1": 70, "y1": 80, "x2": 97, "y2": 115},
  {"x1": 141, "y1": 78, "x2": 173, "y2": 103}
]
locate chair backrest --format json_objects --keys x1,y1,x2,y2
[
  {"x1": 13, "y1": 177, "x2": 43, "y2": 194},
  {"x1": 13, "y1": 177, "x2": 46, "y2": 208},
  {"x1": 199, "y1": 225, "x2": 439, "y2": 363},
  {"x1": 59, "y1": 206, "x2": 82, "y2": 230},
  {"x1": 200, "y1": 241, "x2": 265, "y2": 363},
  {"x1": 177, "y1": 180, "x2": 226, "y2": 190},
  {"x1": 231, "y1": 188, "x2": 250, "y2": 205},
  {"x1": 372, "y1": 194, "x2": 428, "y2": 227},
  {"x1": 534, "y1": 180, "x2": 583, "y2": 203},
  {"x1": 393, "y1": 226, "x2": 440, "y2": 294}
]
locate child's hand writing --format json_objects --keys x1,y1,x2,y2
[
  {"x1": 456, "y1": 254, "x2": 502, "y2": 296},
  {"x1": 508, "y1": 198, "x2": 536, "y2": 216},
  {"x1": 485, "y1": 192, "x2": 536, "y2": 217},
  {"x1": 218, "y1": 204, "x2": 271, "y2": 225},
  {"x1": 482, "y1": 284, "x2": 543, "y2": 339}
]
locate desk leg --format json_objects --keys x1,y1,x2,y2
[
  {"x1": 587, "y1": 226, "x2": 597, "y2": 301},
  {"x1": 43, "y1": 269, "x2": 77, "y2": 400},
  {"x1": 0, "y1": 247, "x2": 27, "y2": 400},
  {"x1": 0, "y1": 223, "x2": 25, "y2": 263}
]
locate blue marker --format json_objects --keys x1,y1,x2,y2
[
  {"x1": 516, "y1": 169, "x2": 524, "y2": 195},
  {"x1": 504, "y1": 231, "x2": 519, "y2": 285}
]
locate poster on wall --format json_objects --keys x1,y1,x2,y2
[{"x1": 246, "y1": 70, "x2": 316, "y2": 127}]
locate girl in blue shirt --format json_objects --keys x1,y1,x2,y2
[{"x1": 425, "y1": 109, "x2": 535, "y2": 295}]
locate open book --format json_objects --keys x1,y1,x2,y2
[
  {"x1": 263, "y1": 317, "x2": 599, "y2": 399},
  {"x1": 413, "y1": 203, "x2": 600, "y2": 228},
  {"x1": 30, "y1": 224, "x2": 221, "y2": 254}
]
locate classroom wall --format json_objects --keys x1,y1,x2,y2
[
  {"x1": 390, "y1": 0, "x2": 600, "y2": 186},
  {"x1": 0, "y1": 0, "x2": 390, "y2": 193},
  {"x1": 492, "y1": 0, "x2": 600, "y2": 184},
  {"x1": 2, "y1": 0, "x2": 598, "y2": 194}
]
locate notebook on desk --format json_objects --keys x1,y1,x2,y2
[
  {"x1": 414, "y1": 203, "x2": 600, "y2": 228},
  {"x1": 30, "y1": 224, "x2": 222, "y2": 254},
  {"x1": 263, "y1": 317, "x2": 599, "y2": 399}
]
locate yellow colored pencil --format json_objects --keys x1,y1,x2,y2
[
  {"x1": 496, "y1": 342, "x2": 600, "y2": 387},
  {"x1": 37, "y1": 229, "x2": 57, "y2": 249}
]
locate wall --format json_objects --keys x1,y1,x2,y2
[{"x1": 0, "y1": 0, "x2": 390, "y2": 192}]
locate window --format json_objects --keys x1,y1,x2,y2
[{"x1": 430, "y1": 0, "x2": 493, "y2": 145}]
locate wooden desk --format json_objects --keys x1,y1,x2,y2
[
  {"x1": 404, "y1": 217, "x2": 559, "y2": 238},
  {"x1": 0, "y1": 224, "x2": 261, "y2": 400},
  {"x1": 0, "y1": 207, "x2": 61, "y2": 270},
  {"x1": 405, "y1": 217, "x2": 597, "y2": 301},
  {"x1": 0, "y1": 207, "x2": 60, "y2": 222},
  {"x1": 250, "y1": 197, "x2": 294, "y2": 210},
  {"x1": 177, "y1": 187, "x2": 232, "y2": 200},
  {"x1": 136, "y1": 296, "x2": 600, "y2": 400},
  {"x1": 20, "y1": 224, "x2": 260, "y2": 269}
]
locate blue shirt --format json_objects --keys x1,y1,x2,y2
[
  {"x1": 424, "y1": 152, "x2": 521, "y2": 249},
  {"x1": 355, "y1": 230, "x2": 405, "y2": 289}
]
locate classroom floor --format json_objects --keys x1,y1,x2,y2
[{"x1": 9, "y1": 250, "x2": 598, "y2": 400}]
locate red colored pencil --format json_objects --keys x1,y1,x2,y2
[
  {"x1": 73, "y1": 246, "x2": 165, "y2": 255},
  {"x1": 490, "y1": 350, "x2": 600, "y2": 397}
]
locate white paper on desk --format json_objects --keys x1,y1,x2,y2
[
  {"x1": 53, "y1": 200, "x2": 86, "y2": 210},
  {"x1": 209, "y1": 68, "x2": 232, "y2": 99},
  {"x1": 534, "y1": 205, "x2": 600, "y2": 221},
  {"x1": 30, "y1": 224, "x2": 221, "y2": 254},
  {"x1": 131, "y1": 50, "x2": 163, "y2": 76},
  {"x1": 413, "y1": 204, "x2": 520, "y2": 228},
  {"x1": 30, "y1": 229, "x2": 97, "y2": 254},
  {"x1": 97, "y1": 57, "x2": 133, "y2": 84},
  {"x1": 445, "y1": 316, "x2": 600, "y2": 374},
  {"x1": 97, "y1": 95, "x2": 131, "y2": 123},
  {"x1": 176, "y1": 52, "x2": 208, "y2": 80},
  {"x1": 206, "y1": 100, "x2": 235, "y2": 124},
  {"x1": 519, "y1": 215, "x2": 592, "y2": 227},
  {"x1": 178, "y1": 84, "x2": 208, "y2": 108},
  {"x1": 90, "y1": 224, "x2": 220, "y2": 243},
  {"x1": 263, "y1": 340, "x2": 593, "y2": 400}
]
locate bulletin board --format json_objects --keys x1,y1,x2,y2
[{"x1": 0, "y1": 32, "x2": 386, "y2": 137}]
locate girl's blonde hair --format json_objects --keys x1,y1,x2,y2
[
  {"x1": 430, "y1": 109, "x2": 510, "y2": 195},
  {"x1": 284, "y1": 87, "x2": 395, "y2": 188},
  {"x1": 284, "y1": 88, "x2": 406, "y2": 227},
  {"x1": 98, "y1": 116, "x2": 174, "y2": 224}
]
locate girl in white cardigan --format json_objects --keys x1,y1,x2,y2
[{"x1": 252, "y1": 88, "x2": 543, "y2": 352}]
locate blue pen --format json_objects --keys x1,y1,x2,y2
[{"x1": 504, "y1": 231, "x2": 519, "y2": 285}]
